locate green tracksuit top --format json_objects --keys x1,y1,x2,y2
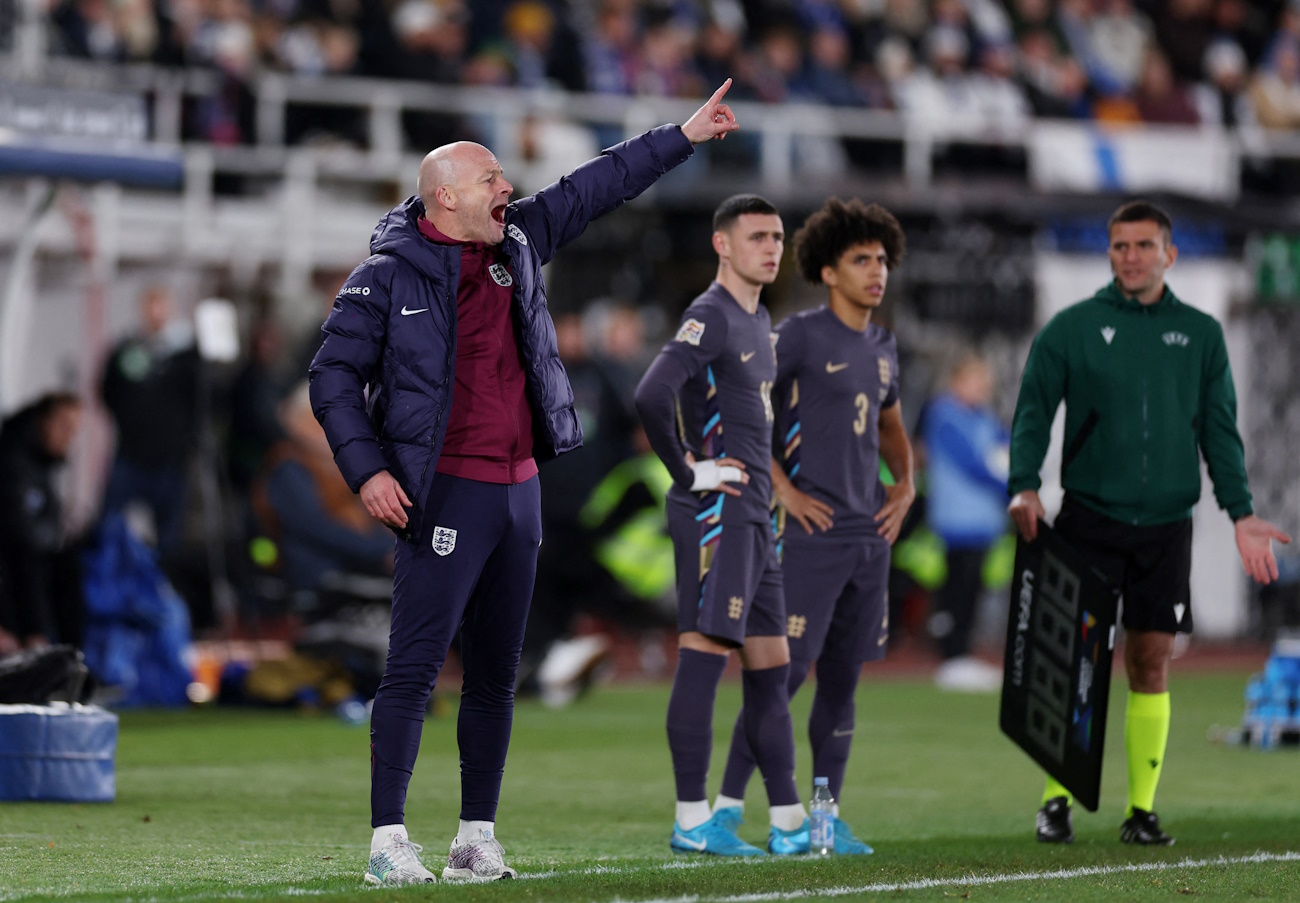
[{"x1": 1008, "y1": 280, "x2": 1253, "y2": 526}]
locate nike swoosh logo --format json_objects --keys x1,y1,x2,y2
[
  {"x1": 400, "y1": 306, "x2": 428, "y2": 316},
  {"x1": 832, "y1": 728, "x2": 854, "y2": 737},
  {"x1": 740, "y1": 351, "x2": 756, "y2": 362},
  {"x1": 672, "y1": 834, "x2": 708, "y2": 850},
  {"x1": 826, "y1": 362, "x2": 849, "y2": 373}
]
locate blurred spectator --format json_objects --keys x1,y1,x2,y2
[
  {"x1": 101, "y1": 285, "x2": 201, "y2": 560},
  {"x1": 584, "y1": 0, "x2": 640, "y2": 95},
  {"x1": 1060, "y1": 0, "x2": 1152, "y2": 98},
  {"x1": 522, "y1": 311, "x2": 638, "y2": 704},
  {"x1": 363, "y1": 0, "x2": 472, "y2": 149},
  {"x1": 1212, "y1": 0, "x2": 1275, "y2": 68},
  {"x1": 1155, "y1": 0, "x2": 1215, "y2": 85},
  {"x1": 804, "y1": 23, "x2": 867, "y2": 106},
  {"x1": 187, "y1": 8, "x2": 258, "y2": 144},
  {"x1": 50, "y1": 0, "x2": 125, "y2": 60},
  {"x1": 480, "y1": 0, "x2": 585, "y2": 90},
  {"x1": 922, "y1": 355, "x2": 1009, "y2": 692},
  {"x1": 513, "y1": 95, "x2": 601, "y2": 192},
  {"x1": 0, "y1": 393, "x2": 86, "y2": 653},
  {"x1": 635, "y1": 8, "x2": 700, "y2": 98},
  {"x1": 751, "y1": 21, "x2": 805, "y2": 103},
  {"x1": 1135, "y1": 48, "x2": 1201, "y2": 124},
  {"x1": 696, "y1": 5, "x2": 747, "y2": 92},
  {"x1": 251, "y1": 382, "x2": 392, "y2": 595},
  {"x1": 1017, "y1": 27, "x2": 1089, "y2": 118},
  {"x1": 1250, "y1": 37, "x2": 1300, "y2": 129},
  {"x1": 226, "y1": 316, "x2": 287, "y2": 495},
  {"x1": 970, "y1": 39, "x2": 1031, "y2": 130},
  {"x1": 1197, "y1": 37, "x2": 1254, "y2": 127}
]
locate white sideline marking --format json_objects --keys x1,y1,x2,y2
[
  {"x1": 619, "y1": 851, "x2": 1300, "y2": 902},
  {"x1": 2, "y1": 851, "x2": 1294, "y2": 902}
]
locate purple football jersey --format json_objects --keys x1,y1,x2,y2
[
  {"x1": 774, "y1": 307, "x2": 899, "y2": 541},
  {"x1": 660, "y1": 282, "x2": 777, "y2": 525}
]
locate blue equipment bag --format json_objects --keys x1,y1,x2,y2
[{"x1": 0, "y1": 703, "x2": 118, "y2": 801}]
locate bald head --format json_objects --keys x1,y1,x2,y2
[{"x1": 417, "y1": 142, "x2": 513, "y2": 244}]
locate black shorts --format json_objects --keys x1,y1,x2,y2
[{"x1": 1055, "y1": 494, "x2": 1193, "y2": 635}]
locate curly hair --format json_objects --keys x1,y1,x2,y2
[{"x1": 793, "y1": 198, "x2": 906, "y2": 285}]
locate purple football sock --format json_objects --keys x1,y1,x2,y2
[
  {"x1": 720, "y1": 659, "x2": 811, "y2": 800},
  {"x1": 666, "y1": 648, "x2": 728, "y2": 802},
  {"x1": 742, "y1": 663, "x2": 800, "y2": 807},
  {"x1": 808, "y1": 656, "x2": 860, "y2": 801}
]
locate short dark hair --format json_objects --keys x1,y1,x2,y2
[
  {"x1": 32, "y1": 391, "x2": 83, "y2": 419},
  {"x1": 712, "y1": 194, "x2": 780, "y2": 233},
  {"x1": 793, "y1": 197, "x2": 906, "y2": 284},
  {"x1": 1108, "y1": 200, "x2": 1173, "y2": 244}
]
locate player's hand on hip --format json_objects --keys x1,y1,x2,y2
[
  {"x1": 874, "y1": 479, "x2": 915, "y2": 544},
  {"x1": 1008, "y1": 490, "x2": 1045, "y2": 542},
  {"x1": 689, "y1": 456, "x2": 749, "y2": 496},
  {"x1": 680, "y1": 78, "x2": 739, "y2": 144},
  {"x1": 778, "y1": 483, "x2": 834, "y2": 534},
  {"x1": 360, "y1": 470, "x2": 412, "y2": 529},
  {"x1": 1234, "y1": 514, "x2": 1292, "y2": 584}
]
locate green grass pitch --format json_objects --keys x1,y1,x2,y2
[{"x1": 2, "y1": 669, "x2": 1297, "y2": 901}]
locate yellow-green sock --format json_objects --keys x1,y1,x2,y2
[
  {"x1": 1125, "y1": 690, "x2": 1171, "y2": 817},
  {"x1": 1042, "y1": 775, "x2": 1072, "y2": 807}
]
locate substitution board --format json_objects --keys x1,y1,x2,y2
[{"x1": 999, "y1": 521, "x2": 1118, "y2": 811}]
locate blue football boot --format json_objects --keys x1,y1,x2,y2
[
  {"x1": 833, "y1": 817, "x2": 875, "y2": 855},
  {"x1": 711, "y1": 805, "x2": 744, "y2": 834},
  {"x1": 767, "y1": 818, "x2": 810, "y2": 855},
  {"x1": 670, "y1": 812, "x2": 765, "y2": 857}
]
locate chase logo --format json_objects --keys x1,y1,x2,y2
[
  {"x1": 507, "y1": 224, "x2": 527, "y2": 246},
  {"x1": 1162, "y1": 331, "x2": 1190, "y2": 347},
  {"x1": 339, "y1": 286, "x2": 370, "y2": 296}
]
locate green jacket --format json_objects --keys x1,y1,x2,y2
[{"x1": 1009, "y1": 281, "x2": 1252, "y2": 526}]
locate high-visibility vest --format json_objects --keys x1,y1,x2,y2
[{"x1": 579, "y1": 454, "x2": 675, "y2": 601}]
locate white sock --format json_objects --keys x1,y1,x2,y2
[
  {"x1": 713, "y1": 794, "x2": 744, "y2": 813},
  {"x1": 371, "y1": 823, "x2": 407, "y2": 852},
  {"x1": 456, "y1": 819, "x2": 494, "y2": 844},
  {"x1": 769, "y1": 803, "x2": 806, "y2": 832},
  {"x1": 676, "y1": 799, "x2": 712, "y2": 831}
]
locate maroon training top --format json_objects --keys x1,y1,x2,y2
[{"x1": 418, "y1": 216, "x2": 537, "y2": 484}]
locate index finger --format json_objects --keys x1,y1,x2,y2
[{"x1": 708, "y1": 78, "x2": 733, "y2": 105}]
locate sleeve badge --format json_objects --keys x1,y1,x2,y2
[{"x1": 675, "y1": 318, "x2": 707, "y2": 346}]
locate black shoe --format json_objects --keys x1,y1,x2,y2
[
  {"x1": 1036, "y1": 796, "x2": 1074, "y2": 843},
  {"x1": 1120, "y1": 808, "x2": 1175, "y2": 846}
]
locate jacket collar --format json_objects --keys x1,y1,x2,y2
[{"x1": 1094, "y1": 279, "x2": 1179, "y2": 313}]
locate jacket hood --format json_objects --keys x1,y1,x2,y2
[
  {"x1": 1094, "y1": 279, "x2": 1179, "y2": 313},
  {"x1": 370, "y1": 196, "x2": 451, "y2": 281}
]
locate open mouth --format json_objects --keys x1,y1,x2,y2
[{"x1": 491, "y1": 203, "x2": 507, "y2": 225}]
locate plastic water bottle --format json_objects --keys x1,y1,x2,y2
[{"x1": 810, "y1": 776, "x2": 835, "y2": 856}]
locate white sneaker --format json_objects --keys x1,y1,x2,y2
[
  {"x1": 442, "y1": 831, "x2": 518, "y2": 882},
  {"x1": 536, "y1": 634, "x2": 611, "y2": 708},
  {"x1": 934, "y1": 656, "x2": 1003, "y2": 693},
  {"x1": 363, "y1": 832, "x2": 436, "y2": 886}
]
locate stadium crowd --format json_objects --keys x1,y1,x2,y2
[{"x1": 42, "y1": 0, "x2": 1300, "y2": 149}]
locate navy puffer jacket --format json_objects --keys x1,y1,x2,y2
[{"x1": 309, "y1": 124, "x2": 694, "y2": 543}]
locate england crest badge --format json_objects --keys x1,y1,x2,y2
[
  {"x1": 488, "y1": 263, "x2": 513, "y2": 287},
  {"x1": 432, "y1": 526, "x2": 457, "y2": 556}
]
